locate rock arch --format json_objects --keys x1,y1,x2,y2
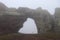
[
  {"x1": 17, "y1": 7, "x2": 53, "y2": 34},
  {"x1": 0, "y1": 2, "x2": 53, "y2": 35}
]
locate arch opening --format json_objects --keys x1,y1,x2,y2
[{"x1": 18, "y1": 18, "x2": 38, "y2": 34}]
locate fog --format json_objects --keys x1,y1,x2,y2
[
  {"x1": 0, "y1": 0, "x2": 60, "y2": 14},
  {"x1": 18, "y1": 18, "x2": 38, "y2": 34}
]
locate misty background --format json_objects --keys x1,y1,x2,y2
[{"x1": 0, "y1": 0, "x2": 60, "y2": 34}]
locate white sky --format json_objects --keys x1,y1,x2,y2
[
  {"x1": 18, "y1": 18, "x2": 38, "y2": 34},
  {"x1": 0, "y1": 0, "x2": 60, "y2": 14}
]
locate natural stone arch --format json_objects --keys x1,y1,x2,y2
[
  {"x1": 17, "y1": 7, "x2": 53, "y2": 34},
  {"x1": 0, "y1": 9, "x2": 53, "y2": 35},
  {"x1": 0, "y1": 2, "x2": 53, "y2": 35}
]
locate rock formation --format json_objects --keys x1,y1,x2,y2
[
  {"x1": 0, "y1": 2, "x2": 7, "y2": 11},
  {"x1": 0, "y1": 2, "x2": 27, "y2": 35},
  {"x1": 0, "y1": 2, "x2": 55, "y2": 34},
  {"x1": 0, "y1": 15, "x2": 27, "y2": 35},
  {"x1": 54, "y1": 8, "x2": 60, "y2": 32},
  {"x1": 17, "y1": 7, "x2": 53, "y2": 34}
]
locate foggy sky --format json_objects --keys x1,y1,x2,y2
[
  {"x1": 18, "y1": 18, "x2": 38, "y2": 34},
  {"x1": 0, "y1": 0, "x2": 60, "y2": 14}
]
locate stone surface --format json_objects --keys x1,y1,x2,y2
[
  {"x1": 17, "y1": 7, "x2": 53, "y2": 34},
  {"x1": 0, "y1": 15, "x2": 27, "y2": 35},
  {"x1": 54, "y1": 8, "x2": 60, "y2": 32},
  {"x1": 0, "y1": 2, "x2": 54, "y2": 34},
  {"x1": 0, "y1": 2, "x2": 7, "y2": 11}
]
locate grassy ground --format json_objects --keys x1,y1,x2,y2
[{"x1": 0, "y1": 32, "x2": 60, "y2": 40}]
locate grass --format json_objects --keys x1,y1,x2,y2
[{"x1": 0, "y1": 32, "x2": 60, "y2": 40}]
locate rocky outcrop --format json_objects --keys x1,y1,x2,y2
[
  {"x1": 54, "y1": 8, "x2": 60, "y2": 32},
  {"x1": 0, "y1": 2, "x2": 55, "y2": 34},
  {"x1": 17, "y1": 7, "x2": 53, "y2": 34},
  {"x1": 34, "y1": 10, "x2": 53, "y2": 33},
  {"x1": 0, "y1": 2, "x2": 27, "y2": 35},
  {"x1": 7, "y1": 8, "x2": 17, "y2": 12},
  {"x1": 0, "y1": 2, "x2": 7, "y2": 11},
  {"x1": 0, "y1": 15, "x2": 27, "y2": 35}
]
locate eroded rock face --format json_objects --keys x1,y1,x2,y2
[
  {"x1": 31, "y1": 10, "x2": 53, "y2": 34},
  {"x1": 0, "y1": 2, "x2": 27, "y2": 35},
  {"x1": 0, "y1": 2, "x2": 54, "y2": 34},
  {"x1": 54, "y1": 8, "x2": 60, "y2": 32},
  {"x1": 0, "y1": 2, "x2": 7, "y2": 11},
  {"x1": 0, "y1": 15, "x2": 27, "y2": 35},
  {"x1": 17, "y1": 7, "x2": 53, "y2": 34}
]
